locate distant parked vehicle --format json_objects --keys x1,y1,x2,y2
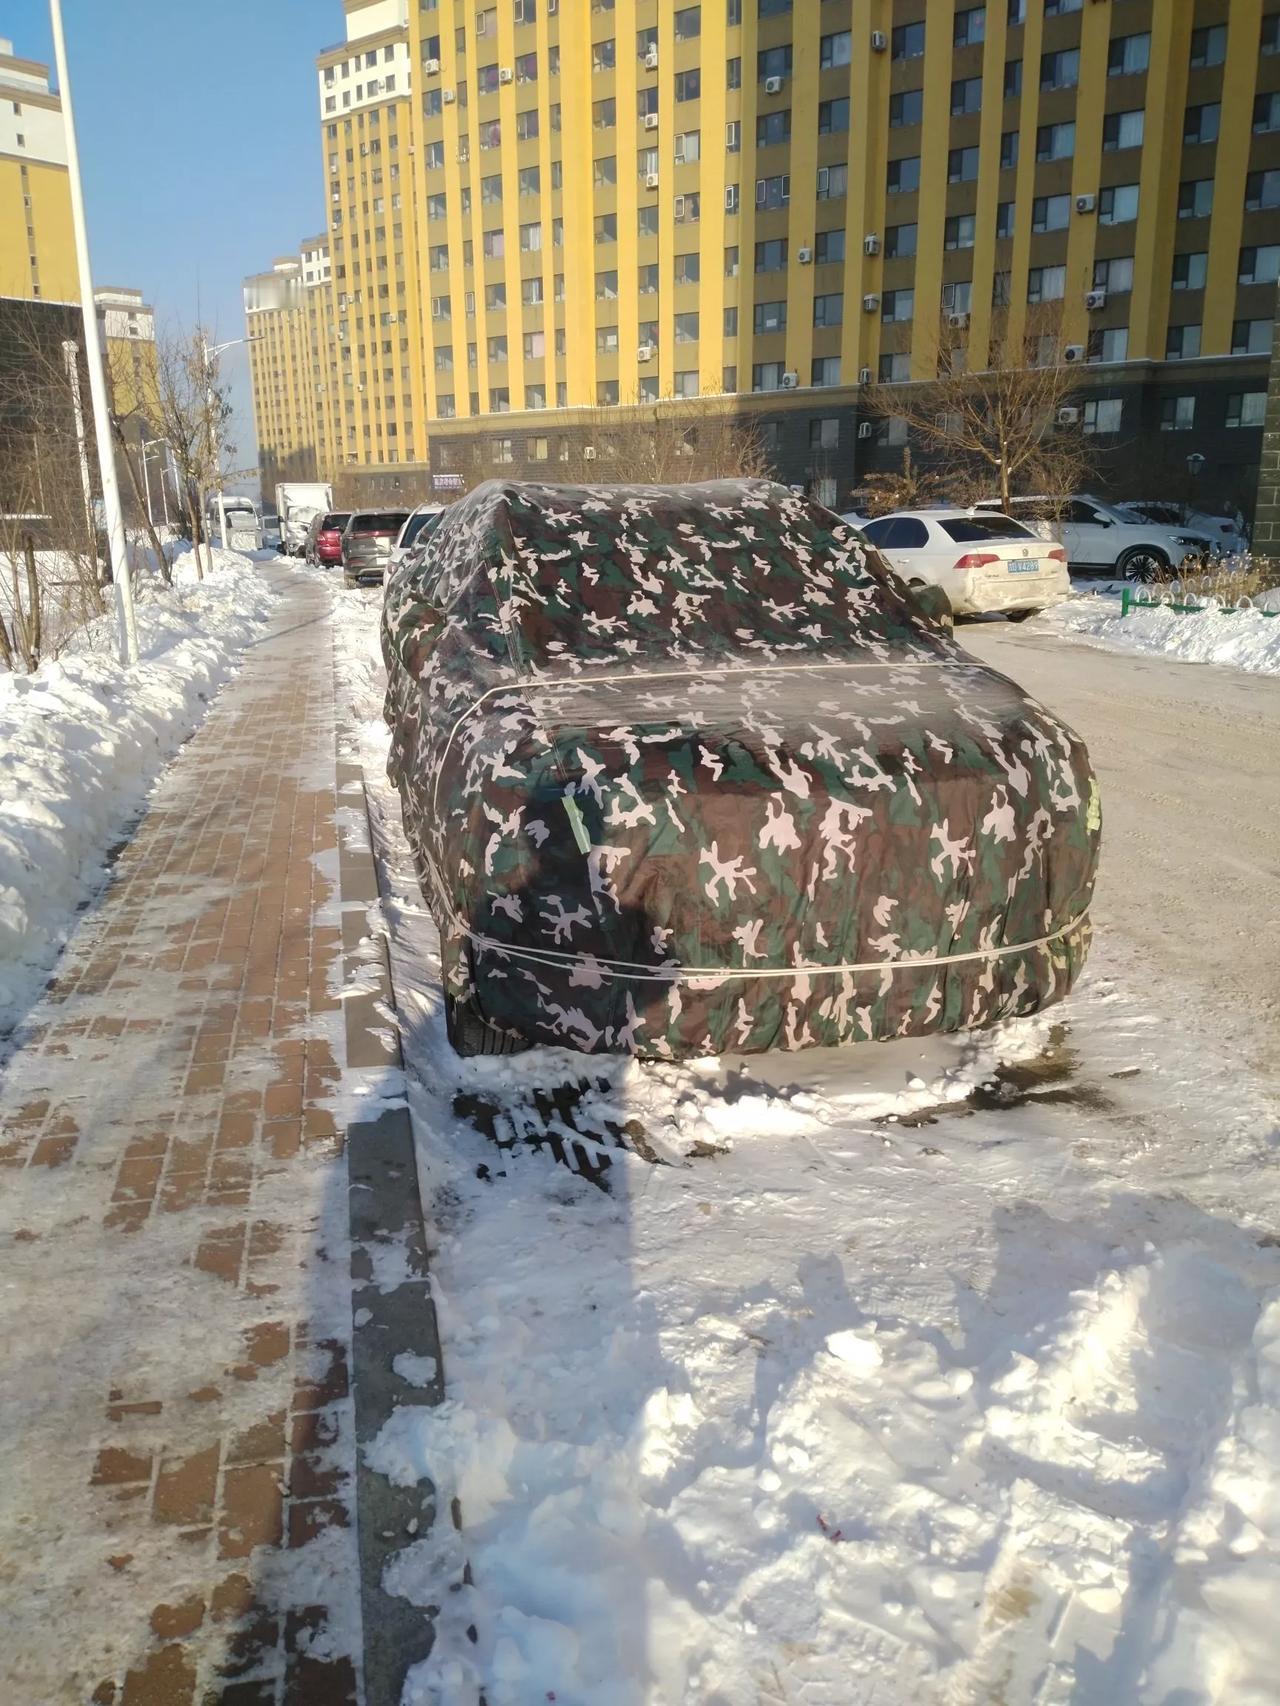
[
  {"x1": 305, "y1": 511, "x2": 352, "y2": 568},
  {"x1": 386, "y1": 504, "x2": 446, "y2": 582},
  {"x1": 207, "y1": 495, "x2": 262, "y2": 550},
  {"x1": 275, "y1": 482, "x2": 334, "y2": 556},
  {"x1": 974, "y1": 495, "x2": 1213, "y2": 582},
  {"x1": 859, "y1": 509, "x2": 1070, "y2": 620},
  {"x1": 341, "y1": 510, "x2": 410, "y2": 587},
  {"x1": 1115, "y1": 501, "x2": 1248, "y2": 558}
]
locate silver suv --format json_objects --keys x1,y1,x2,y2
[
  {"x1": 975, "y1": 495, "x2": 1212, "y2": 581},
  {"x1": 341, "y1": 510, "x2": 410, "y2": 587}
]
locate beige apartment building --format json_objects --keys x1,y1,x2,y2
[{"x1": 248, "y1": 0, "x2": 1280, "y2": 512}]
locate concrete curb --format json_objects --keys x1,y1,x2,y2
[{"x1": 336, "y1": 746, "x2": 444, "y2": 1706}]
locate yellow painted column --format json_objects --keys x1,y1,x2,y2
[
  {"x1": 1202, "y1": 0, "x2": 1264, "y2": 355},
  {"x1": 562, "y1": 14, "x2": 596, "y2": 405},
  {"x1": 909, "y1": 5, "x2": 955, "y2": 378},
  {"x1": 698, "y1": 5, "x2": 728, "y2": 397},
  {"x1": 967, "y1": 2, "x2": 1011, "y2": 367},
  {"x1": 1005, "y1": 3, "x2": 1045, "y2": 353},
  {"x1": 1129, "y1": 1, "x2": 1194, "y2": 360}
]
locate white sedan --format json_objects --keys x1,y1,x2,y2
[{"x1": 858, "y1": 508, "x2": 1071, "y2": 620}]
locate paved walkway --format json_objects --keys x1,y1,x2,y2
[{"x1": 0, "y1": 568, "x2": 404, "y2": 1704}]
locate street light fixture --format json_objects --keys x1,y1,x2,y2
[
  {"x1": 202, "y1": 335, "x2": 260, "y2": 549},
  {"x1": 49, "y1": 0, "x2": 139, "y2": 666}
]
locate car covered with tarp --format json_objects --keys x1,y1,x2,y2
[{"x1": 382, "y1": 479, "x2": 1099, "y2": 1058}]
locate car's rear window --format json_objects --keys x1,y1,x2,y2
[
  {"x1": 353, "y1": 512, "x2": 410, "y2": 533},
  {"x1": 939, "y1": 516, "x2": 1035, "y2": 543},
  {"x1": 322, "y1": 513, "x2": 351, "y2": 531},
  {"x1": 401, "y1": 510, "x2": 443, "y2": 548}
]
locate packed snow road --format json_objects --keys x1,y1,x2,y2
[
  {"x1": 962, "y1": 619, "x2": 1280, "y2": 1082},
  {"x1": 329, "y1": 584, "x2": 1280, "y2": 1706}
]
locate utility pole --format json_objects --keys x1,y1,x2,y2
[
  {"x1": 202, "y1": 335, "x2": 257, "y2": 550},
  {"x1": 49, "y1": 0, "x2": 139, "y2": 667}
]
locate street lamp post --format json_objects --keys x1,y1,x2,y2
[
  {"x1": 202, "y1": 335, "x2": 256, "y2": 550},
  {"x1": 49, "y1": 0, "x2": 139, "y2": 666},
  {"x1": 141, "y1": 438, "x2": 171, "y2": 528}
]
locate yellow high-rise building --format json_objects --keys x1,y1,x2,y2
[
  {"x1": 0, "y1": 36, "x2": 77, "y2": 305},
  {"x1": 253, "y1": 1, "x2": 1280, "y2": 512},
  {"x1": 245, "y1": 250, "x2": 331, "y2": 493}
]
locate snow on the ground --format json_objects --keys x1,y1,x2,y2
[
  {"x1": 0, "y1": 545, "x2": 277, "y2": 1037},
  {"x1": 331, "y1": 582, "x2": 1280, "y2": 1706},
  {"x1": 1044, "y1": 589, "x2": 1280, "y2": 676}
]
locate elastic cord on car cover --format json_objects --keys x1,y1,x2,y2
[{"x1": 431, "y1": 654, "x2": 975, "y2": 817}]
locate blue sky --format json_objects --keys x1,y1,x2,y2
[{"x1": 9, "y1": 0, "x2": 332, "y2": 482}]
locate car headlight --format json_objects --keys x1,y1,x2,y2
[{"x1": 1173, "y1": 535, "x2": 1204, "y2": 549}]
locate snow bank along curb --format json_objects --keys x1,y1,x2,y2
[
  {"x1": 0, "y1": 549, "x2": 276, "y2": 1038},
  {"x1": 1044, "y1": 589, "x2": 1280, "y2": 676}
]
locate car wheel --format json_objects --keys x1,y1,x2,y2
[
  {"x1": 1117, "y1": 546, "x2": 1167, "y2": 584},
  {"x1": 444, "y1": 991, "x2": 528, "y2": 1058},
  {"x1": 1006, "y1": 609, "x2": 1038, "y2": 623}
]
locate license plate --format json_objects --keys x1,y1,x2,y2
[{"x1": 1007, "y1": 561, "x2": 1039, "y2": 574}]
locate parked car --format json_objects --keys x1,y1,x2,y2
[
  {"x1": 1115, "y1": 501, "x2": 1249, "y2": 558},
  {"x1": 974, "y1": 495, "x2": 1212, "y2": 581},
  {"x1": 386, "y1": 503, "x2": 446, "y2": 581},
  {"x1": 858, "y1": 509, "x2": 1070, "y2": 620},
  {"x1": 305, "y1": 511, "x2": 352, "y2": 568},
  {"x1": 342, "y1": 510, "x2": 410, "y2": 586},
  {"x1": 382, "y1": 479, "x2": 1099, "y2": 1058}
]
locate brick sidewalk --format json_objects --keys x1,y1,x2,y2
[{"x1": 0, "y1": 567, "x2": 375, "y2": 1704}]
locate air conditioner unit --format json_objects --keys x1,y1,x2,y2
[
  {"x1": 645, "y1": 171, "x2": 659, "y2": 189},
  {"x1": 583, "y1": 445, "x2": 597, "y2": 460},
  {"x1": 442, "y1": 88, "x2": 456, "y2": 103},
  {"x1": 637, "y1": 344, "x2": 655, "y2": 362},
  {"x1": 1075, "y1": 193, "x2": 1097, "y2": 214},
  {"x1": 1057, "y1": 406, "x2": 1080, "y2": 425},
  {"x1": 1064, "y1": 343, "x2": 1085, "y2": 363},
  {"x1": 859, "y1": 366, "x2": 873, "y2": 385},
  {"x1": 858, "y1": 420, "x2": 874, "y2": 439},
  {"x1": 863, "y1": 293, "x2": 881, "y2": 312},
  {"x1": 798, "y1": 246, "x2": 813, "y2": 264},
  {"x1": 499, "y1": 66, "x2": 514, "y2": 84},
  {"x1": 643, "y1": 111, "x2": 659, "y2": 130},
  {"x1": 947, "y1": 311, "x2": 970, "y2": 329},
  {"x1": 864, "y1": 234, "x2": 881, "y2": 256},
  {"x1": 725, "y1": 184, "x2": 739, "y2": 212},
  {"x1": 644, "y1": 47, "x2": 659, "y2": 70},
  {"x1": 781, "y1": 370, "x2": 799, "y2": 389},
  {"x1": 764, "y1": 75, "x2": 784, "y2": 95},
  {"x1": 424, "y1": 57, "x2": 441, "y2": 75},
  {"x1": 871, "y1": 31, "x2": 888, "y2": 53},
  {"x1": 1085, "y1": 288, "x2": 1107, "y2": 310}
]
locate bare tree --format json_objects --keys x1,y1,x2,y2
[
  {"x1": 853, "y1": 449, "x2": 951, "y2": 517},
  {"x1": 143, "y1": 329, "x2": 234, "y2": 580},
  {"x1": 554, "y1": 392, "x2": 772, "y2": 486},
  {"x1": 863, "y1": 305, "x2": 1092, "y2": 511}
]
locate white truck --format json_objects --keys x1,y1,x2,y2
[{"x1": 275, "y1": 481, "x2": 334, "y2": 556}]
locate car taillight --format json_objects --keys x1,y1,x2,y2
[
  {"x1": 954, "y1": 552, "x2": 1000, "y2": 571},
  {"x1": 1046, "y1": 547, "x2": 1067, "y2": 562}
]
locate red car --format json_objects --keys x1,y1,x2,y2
[{"x1": 305, "y1": 511, "x2": 352, "y2": 567}]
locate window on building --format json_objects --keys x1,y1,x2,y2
[
  {"x1": 955, "y1": 6, "x2": 986, "y2": 47},
  {"x1": 1185, "y1": 103, "x2": 1221, "y2": 145},
  {"x1": 945, "y1": 214, "x2": 977, "y2": 250},
  {"x1": 1000, "y1": 130, "x2": 1019, "y2": 169},
  {"x1": 1041, "y1": 49, "x2": 1079, "y2": 90},
  {"x1": 1178, "y1": 179, "x2": 1214, "y2": 219},
  {"x1": 675, "y1": 5, "x2": 701, "y2": 39},
  {"x1": 879, "y1": 352, "x2": 911, "y2": 383},
  {"x1": 1233, "y1": 318, "x2": 1273, "y2": 355},
  {"x1": 1100, "y1": 183, "x2": 1140, "y2": 224},
  {"x1": 882, "y1": 289, "x2": 914, "y2": 323},
  {"x1": 1037, "y1": 122, "x2": 1075, "y2": 161},
  {"x1": 725, "y1": 246, "x2": 740, "y2": 276},
  {"x1": 816, "y1": 163, "x2": 848, "y2": 198},
  {"x1": 593, "y1": 212, "x2": 616, "y2": 244},
  {"x1": 1008, "y1": 0, "x2": 1026, "y2": 21},
  {"x1": 812, "y1": 356, "x2": 841, "y2": 387},
  {"x1": 810, "y1": 417, "x2": 840, "y2": 450},
  {"x1": 674, "y1": 129, "x2": 701, "y2": 162},
  {"x1": 818, "y1": 97, "x2": 850, "y2": 133},
  {"x1": 597, "y1": 380, "x2": 619, "y2": 405},
  {"x1": 885, "y1": 222, "x2": 917, "y2": 258},
  {"x1": 820, "y1": 31, "x2": 852, "y2": 68},
  {"x1": 1240, "y1": 244, "x2": 1280, "y2": 285},
  {"x1": 812, "y1": 292, "x2": 843, "y2": 327},
  {"x1": 753, "y1": 361, "x2": 785, "y2": 391},
  {"x1": 676, "y1": 252, "x2": 700, "y2": 284},
  {"x1": 596, "y1": 325, "x2": 619, "y2": 354},
  {"x1": 1172, "y1": 252, "x2": 1208, "y2": 290},
  {"x1": 673, "y1": 311, "x2": 699, "y2": 344},
  {"x1": 523, "y1": 330, "x2": 545, "y2": 359},
  {"x1": 1109, "y1": 33, "x2": 1150, "y2": 76},
  {"x1": 1031, "y1": 194, "x2": 1070, "y2": 232},
  {"x1": 596, "y1": 270, "x2": 619, "y2": 298},
  {"x1": 1027, "y1": 265, "x2": 1066, "y2": 302},
  {"x1": 516, "y1": 109, "x2": 539, "y2": 140},
  {"x1": 1004, "y1": 59, "x2": 1022, "y2": 97},
  {"x1": 951, "y1": 76, "x2": 983, "y2": 115},
  {"x1": 1190, "y1": 24, "x2": 1227, "y2": 67},
  {"x1": 1166, "y1": 323, "x2": 1202, "y2": 359},
  {"x1": 675, "y1": 68, "x2": 701, "y2": 102},
  {"x1": 891, "y1": 21, "x2": 925, "y2": 60},
  {"x1": 758, "y1": 44, "x2": 793, "y2": 80},
  {"x1": 942, "y1": 280, "x2": 972, "y2": 314},
  {"x1": 487, "y1": 336, "x2": 508, "y2": 363},
  {"x1": 1093, "y1": 255, "x2": 1134, "y2": 294},
  {"x1": 1083, "y1": 398, "x2": 1123, "y2": 435},
  {"x1": 433, "y1": 346, "x2": 453, "y2": 370},
  {"x1": 754, "y1": 300, "x2": 787, "y2": 334},
  {"x1": 1255, "y1": 92, "x2": 1280, "y2": 133},
  {"x1": 592, "y1": 38, "x2": 616, "y2": 72},
  {"x1": 1090, "y1": 327, "x2": 1129, "y2": 363},
  {"x1": 1104, "y1": 110, "x2": 1145, "y2": 151},
  {"x1": 486, "y1": 282, "x2": 506, "y2": 310},
  {"x1": 516, "y1": 51, "x2": 537, "y2": 83},
  {"x1": 948, "y1": 146, "x2": 980, "y2": 183},
  {"x1": 996, "y1": 201, "x2": 1015, "y2": 238},
  {"x1": 593, "y1": 98, "x2": 616, "y2": 128},
  {"x1": 887, "y1": 155, "x2": 920, "y2": 193},
  {"x1": 519, "y1": 165, "x2": 541, "y2": 196},
  {"x1": 1246, "y1": 168, "x2": 1280, "y2": 209},
  {"x1": 638, "y1": 205, "x2": 660, "y2": 237},
  {"x1": 1264, "y1": 14, "x2": 1280, "y2": 55},
  {"x1": 1226, "y1": 392, "x2": 1266, "y2": 427},
  {"x1": 1160, "y1": 396, "x2": 1196, "y2": 432},
  {"x1": 755, "y1": 238, "x2": 788, "y2": 272},
  {"x1": 593, "y1": 156, "x2": 617, "y2": 186},
  {"x1": 522, "y1": 276, "x2": 544, "y2": 305},
  {"x1": 722, "y1": 307, "x2": 738, "y2": 337},
  {"x1": 757, "y1": 109, "x2": 791, "y2": 146},
  {"x1": 755, "y1": 173, "x2": 790, "y2": 209},
  {"x1": 815, "y1": 228, "x2": 845, "y2": 264},
  {"x1": 482, "y1": 229, "x2": 504, "y2": 258}
]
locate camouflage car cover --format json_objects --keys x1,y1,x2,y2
[{"x1": 383, "y1": 479, "x2": 1099, "y2": 1058}]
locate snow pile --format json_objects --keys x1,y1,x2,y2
[
  {"x1": 0, "y1": 550, "x2": 277, "y2": 1035},
  {"x1": 1044, "y1": 590, "x2": 1280, "y2": 676}
]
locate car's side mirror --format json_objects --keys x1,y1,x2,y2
[{"x1": 910, "y1": 583, "x2": 954, "y2": 631}]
